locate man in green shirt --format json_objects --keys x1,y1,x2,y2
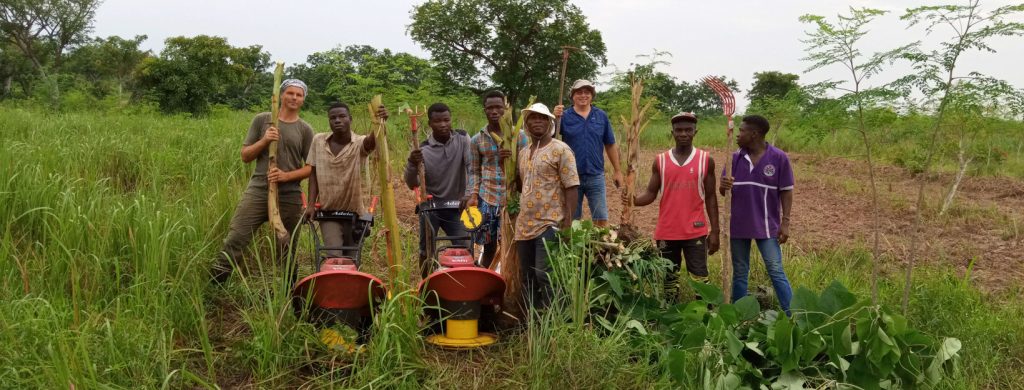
[{"x1": 212, "y1": 79, "x2": 314, "y2": 284}]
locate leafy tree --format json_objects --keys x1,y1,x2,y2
[
  {"x1": 898, "y1": 1, "x2": 1024, "y2": 312},
  {"x1": 409, "y1": 0, "x2": 607, "y2": 107},
  {"x1": 288, "y1": 45, "x2": 453, "y2": 111},
  {"x1": 0, "y1": 0, "x2": 101, "y2": 100},
  {"x1": 0, "y1": 41, "x2": 33, "y2": 97},
  {"x1": 800, "y1": 7, "x2": 913, "y2": 303},
  {"x1": 136, "y1": 35, "x2": 270, "y2": 114},
  {"x1": 64, "y1": 34, "x2": 149, "y2": 97},
  {"x1": 747, "y1": 71, "x2": 801, "y2": 108},
  {"x1": 601, "y1": 58, "x2": 739, "y2": 119},
  {"x1": 753, "y1": 87, "x2": 810, "y2": 145}
]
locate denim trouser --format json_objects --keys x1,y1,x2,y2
[
  {"x1": 476, "y1": 202, "x2": 502, "y2": 268},
  {"x1": 574, "y1": 173, "x2": 609, "y2": 221},
  {"x1": 419, "y1": 207, "x2": 470, "y2": 278},
  {"x1": 730, "y1": 238, "x2": 793, "y2": 315}
]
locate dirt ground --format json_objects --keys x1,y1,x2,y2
[{"x1": 389, "y1": 147, "x2": 1023, "y2": 293}]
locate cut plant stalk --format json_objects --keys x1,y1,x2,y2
[
  {"x1": 618, "y1": 73, "x2": 655, "y2": 227},
  {"x1": 703, "y1": 76, "x2": 735, "y2": 304},
  {"x1": 369, "y1": 95, "x2": 404, "y2": 287},
  {"x1": 267, "y1": 62, "x2": 289, "y2": 249},
  {"x1": 491, "y1": 95, "x2": 534, "y2": 315},
  {"x1": 402, "y1": 104, "x2": 428, "y2": 204}
]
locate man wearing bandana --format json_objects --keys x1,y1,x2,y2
[{"x1": 212, "y1": 79, "x2": 315, "y2": 284}]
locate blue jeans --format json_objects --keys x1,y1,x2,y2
[
  {"x1": 731, "y1": 238, "x2": 793, "y2": 315},
  {"x1": 418, "y1": 208, "x2": 470, "y2": 278},
  {"x1": 476, "y1": 202, "x2": 502, "y2": 268},
  {"x1": 575, "y1": 173, "x2": 608, "y2": 221}
]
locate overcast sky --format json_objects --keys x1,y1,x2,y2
[{"x1": 93, "y1": 0, "x2": 1023, "y2": 112}]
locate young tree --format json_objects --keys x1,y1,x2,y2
[
  {"x1": 800, "y1": 7, "x2": 915, "y2": 303},
  {"x1": 938, "y1": 81, "x2": 1022, "y2": 214},
  {"x1": 898, "y1": 1, "x2": 1024, "y2": 312},
  {"x1": 409, "y1": 0, "x2": 607, "y2": 107},
  {"x1": 753, "y1": 87, "x2": 810, "y2": 146}
]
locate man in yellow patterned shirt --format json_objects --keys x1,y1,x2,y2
[{"x1": 515, "y1": 103, "x2": 580, "y2": 310}]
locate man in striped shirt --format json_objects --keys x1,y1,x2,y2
[
  {"x1": 466, "y1": 90, "x2": 529, "y2": 268},
  {"x1": 719, "y1": 115, "x2": 794, "y2": 315}
]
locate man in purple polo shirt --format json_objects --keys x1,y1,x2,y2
[{"x1": 719, "y1": 115, "x2": 794, "y2": 314}]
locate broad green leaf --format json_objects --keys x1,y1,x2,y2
[
  {"x1": 791, "y1": 287, "x2": 820, "y2": 314},
  {"x1": 734, "y1": 296, "x2": 761, "y2": 321},
  {"x1": 773, "y1": 314, "x2": 794, "y2": 358},
  {"x1": 725, "y1": 330, "x2": 744, "y2": 359},
  {"x1": 690, "y1": 280, "x2": 724, "y2": 305},
  {"x1": 680, "y1": 326, "x2": 707, "y2": 350},
  {"x1": 601, "y1": 271, "x2": 624, "y2": 297},
  {"x1": 882, "y1": 312, "x2": 908, "y2": 336},
  {"x1": 625, "y1": 319, "x2": 648, "y2": 335},
  {"x1": 835, "y1": 322, "x2": 853, "y2": 355},
  {"x1": 936, "y1": 337, "x2": 962, "y2": 361},
  {"x1": 746, "y1": 341, "x2": 766, "y2": 357},
  {"x1": 877, "y1": 328, "x2": 895, "y2": 347},
  {"x1": 594, "y1": 315, "x2": 614, "y2": 332},
  {"x1": 800, "y1": 331, "x2": 826, "y2": 362},
  {"x1": 792, "y1": 286, "x2": 826, "y2": 330},
  {"x1": 718, "y1": 304, "x2": 739, "y2": 326},
  {"x1": 820, "y1": 281, "x2": 857, "y2": 314},
  {"x1": 770, "y1": 371, "x2": 806, "y2": 390},
  {"x1": 667, "y1": 348, "x2": 688, "y2": 384}
]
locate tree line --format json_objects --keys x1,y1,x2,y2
[{"x1": 0, "y1": 0, "x2": 800, "y2": 117}]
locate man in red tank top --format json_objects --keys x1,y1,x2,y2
[{"x1": 625, "y1": 112, "x2": 720, "y2": 302}]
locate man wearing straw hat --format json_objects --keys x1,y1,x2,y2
[
  {"x1": 211, "y1": 79, "x2": 314, "y2": 284},
  {"x1": 553, "y1": 79, "x2": 623, "y2": 228},
  {"x1": 516, "y1": 103, "x2": 579, "y2": 310}
]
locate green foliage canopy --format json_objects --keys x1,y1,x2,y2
[
  {"x1": 288, "y1": 45, "x2": 458, "y2": 111},
  {"x1": 748, "y1": 71, "x2": 801, "y2": 108},
  {"x1": 137, "y1": 35, "x2": 271, "y2": 114},
  {"x1": 409, "y1": 0, "x2": 607, "y2": 107}
]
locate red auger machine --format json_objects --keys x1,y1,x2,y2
[
  {"x1": 292, "y1": 197, "x2": 386, "y2": 351},
  {"x1": 416, "y1": 198, "x2": 506, "y2": 348}
]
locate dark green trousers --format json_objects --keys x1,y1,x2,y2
[{"x1": 212, "y1": 189, "x2": 303, "y2": 283}]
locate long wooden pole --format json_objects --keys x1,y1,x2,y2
[
  {"x1": 702, "y1": 76, "x2": 735, "y2": 303},
  {"x1": 267, "y1": 62, "x2": 289, "y2": 248},
  {"x1": 369, "y1": 95, "x2": 403, "y2": 285},
  {"x1": 405, "y1": 106, "x2": 427, "y2": 203},
  {"x1": 553, "y1": 46, "x2": 578, "y2": 139}
]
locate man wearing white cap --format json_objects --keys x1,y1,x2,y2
[
  {"x1": 515, "y1": 103, "x2": 580, "y2": 309},
  {"x1": 553, "y1": 79, "x2": 622, "y2": 228},
  {"x1": 212, "y1": 79, "x2": 315, "y2": 283}
]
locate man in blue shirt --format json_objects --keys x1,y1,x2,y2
[{"x1": 553, "y1": 79, "x2": 623, "y2": 228}]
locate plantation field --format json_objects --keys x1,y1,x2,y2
[{"x1": 1, "y1": 106, "x2": 1023, "y2": 388}]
